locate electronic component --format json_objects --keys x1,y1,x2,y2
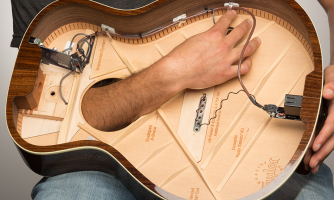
[
  {"x1": 284, "y1": 94, "x2": 303, "y2": 117},
  {"x1": 263, "y1": 94, "x2": 303, "y2": 121},
  {"x1": 37, "y1": 34, "x2": 95, "y2": 105},
  {"x1": 40, "y1": 46, "x2": 73, "y2": 71},
  {"x1": 195, "y1": 90, "x2": 245, "y2": 128},
  {"x1": 29, "y1": 37, "x2": 43, "y2": 46},
  {"x1": 194, "y1": 93, "x2": 208, "y2": 132},
  {"x1": 39, "y1": 36, "x2": 95, "y2": 73}
]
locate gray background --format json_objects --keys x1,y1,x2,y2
[{"x1": 0, "y1": 0, "x2": 333, "y2": 199}]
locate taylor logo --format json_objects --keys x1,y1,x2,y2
[
  {"x1": 254, "y1": 158, "x2": 283, "y2": 188},
  {"x1": 189, "y1": 188, "x2": 200, "y2": 200}
]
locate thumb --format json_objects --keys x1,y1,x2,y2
[{"x1": 323, "y1": 65, "x2": 334, "y2": 100}]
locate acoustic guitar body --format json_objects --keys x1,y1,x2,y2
[{"x1": 6, "y1": 0, "x2": 323, "y2": 199}]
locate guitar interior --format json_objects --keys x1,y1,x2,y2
[{"x1": 15, "y1": 5, "x2": 314, "y2": 200}]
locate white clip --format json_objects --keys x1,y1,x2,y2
[
  {"x1": 173, "y1": 14, "x2": 186, "y2": 23},
  {"x1": 101, "y1": 24, "x2": 116, "y2": 34},
  {"x1": 224, "y1": 2, "x2": 239, "y2": 11}
]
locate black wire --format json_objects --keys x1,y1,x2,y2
[
  {"x1": 59, "y1": 70, "x2": 74, "y2": 105},
  {"x1": 63, "y1": 33, "x2": 90, "y2": 53},
  {"x1": 198, "y1": 90, "x2": 245, "y2": 126},
  {"x1": 78, "y1": 38, "x2": 91, "y2": 60},
  {"x1": 249, "y1": 94, "x2": 263, "y2": 109},
  {"x1": 207, "y1": 8, "x2": 216, "y2": 24}
]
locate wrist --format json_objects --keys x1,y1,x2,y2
[{"x1": 152, "y1": 56, "x2": 187, "y2": 95}]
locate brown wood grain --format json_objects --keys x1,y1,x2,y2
[{"x1": 6, "y1": 0, "x2": 323, "y2": 199}]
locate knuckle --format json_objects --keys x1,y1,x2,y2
[
  {"x1": 325, "y1": 70, "x2": 334, "y2": 81},
  {"x1": 324, "y1": 121, "x2": 334, "y2": 132},
  {"x1": 245, "y1": 46, "x2": 253, "y2": 55},
  {"x1": 233, "y1": 27, "x2": 245, "y2": 38},
  {"x1": 241, "y1": 64, "x2": 250, "y2": 74},
  {"x1": 325, "y1": 80, "x2": 334, "y2": 88},
  {"x1": 208, "y1": 29, "x2": 223, "y2": 40},
  {"x1": 234, "y1": 49, "x2": 242, "y2": 59},
  {"x1": 221, "y1": 17, "x2": 232, "y2": 25},
  {"x1": 221, "y1": 40, "x2": 232, "y2": 50}
]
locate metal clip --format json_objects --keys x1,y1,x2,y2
[
  {"x1": 224, "y1": 2, "x2": 240, "y2": 11},
  {"x1": 193, "y1": 93, "x2": 207, "y2": 133}
]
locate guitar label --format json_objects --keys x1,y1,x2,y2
[
  {"x1": 189, "y1": 188, "x2": 200, "y2": 200},
  {"x1": 231, "y1": 128, "x2": 249, "y2": 157},
  {"x1": 145, "y1": 125, "x2": 157, "y2": 142},
  {"x1": 254, "y1": 158, "x2": 283, "y2": 188},
  {"x1": 96, "y1": 38, "x2": 106, "y2": 71},
  {"x1": 207, "y1": 92, "x2": 221, "y2": 143}
]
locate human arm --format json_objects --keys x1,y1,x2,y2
[
  {"x1": 81, "y1": 10, "x2": 261, "y2": 131},
  {"x1": 304, "y1": 0, "x2": 334, "y2": 173}
]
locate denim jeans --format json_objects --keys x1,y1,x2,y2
[{"x1": 32, "y1": 164, "x2": 334, "y2": 200}]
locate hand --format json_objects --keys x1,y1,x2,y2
[
  {"x1": 162, "y1": 10, "x2": 261, "y2": 90},
  {"x1": 304, "y1": 65, "x2": 334, "y2": 173}
]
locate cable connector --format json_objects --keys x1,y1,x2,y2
[
  {"x1": 263, "y1": 104, "x2": 278, "y2": 114},
  {"x1": 224, "y1": 2, "x2": 240, "y2": 11},
  {"x1": 249, "y1": 95, "x2": 263, "y2": 109}
]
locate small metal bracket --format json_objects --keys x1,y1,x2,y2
[
  {"x1": 173, "y1": 14, "x2": 187, "y2": 23},
  {"x1": 101, "y1": 24, "x2": 116, "y2": 34},
  {"x1": 224, "y1": 2, "x2": 240, "y2": 11},
  {"x1": 193, "y1": 93, "x2": 207, "y2": 133}
]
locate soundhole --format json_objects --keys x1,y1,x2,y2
[
  {"x1": 91, "y1": 78, "x2": 121, "y2": 88},
  {"x1": 83, "y1": 78, "x2": 130, "y2": 132}
]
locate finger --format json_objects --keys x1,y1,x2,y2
[
  {"x1": 304, "y1": 134, "x2": 315, "y2": 171},
  {"x1": 313, "y1": 100, "x2": 334, "y2": 152},
  {"x1": 323, "y1": 65, "x2": 334, "y2": 100},
  {"x1": 225, "y1": 19, "x2": 252, "y2": 46},
  {"x1": 228, "y1": 56, "x2": 252, "y2": 77},
  {"x1": 311, "y1": 161, "x2": 323, "y2": 174},
  {"x1": 211, "y1": 10, "x2": 237, "y2": 33},
  {"x1": 229, "y1": 37, "x2": 261, "y2": 62},
  {"x1": 304, "y1": 148, "x2": 312, "y2": 171},
  {"x1": 309, "y1": 133, "x2": 334, "y2": 168}
]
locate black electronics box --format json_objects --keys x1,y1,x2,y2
[{"x1": 284, "y1": 94, "x2": 303, "y2": 117}]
